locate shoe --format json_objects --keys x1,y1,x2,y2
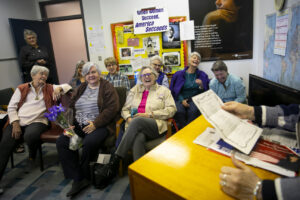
[
  {"x1": 0, "y1": 187, "x2": 3, "y2": 195},
  {"x1": 24, "y1": 158, "x2": 35, "y2": 173},
  {"x1": 66, "y1": 179, "x2": 90, "y2": 197}
]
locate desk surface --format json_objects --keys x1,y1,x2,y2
[{"x1": 129, "y1": 115, "x2": 279, "y2": 200}]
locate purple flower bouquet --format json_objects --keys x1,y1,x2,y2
[{"x1": 44, "y1": 104, "x2": 82, "y2": 150}]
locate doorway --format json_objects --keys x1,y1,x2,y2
[{"x1": 40, "y1": 0, "x2": 88, "y2": 84}]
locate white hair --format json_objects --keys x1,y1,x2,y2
[
  {"x1": 190, "y1": 52, "x2": 201, "y2": 61},
  {"x1": 82, "y1": 62, "x2": 101, "y2": 76},
  {"x1": 30, "y1": 65, "x2": 49, "y2": 77}
]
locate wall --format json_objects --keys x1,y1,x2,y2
[
  {"x1": 0, "y1": 0, "x2": 38, "y2": 90},
  {"x1": 85, "y1": 0, "x2": 253, "y2": 91}
]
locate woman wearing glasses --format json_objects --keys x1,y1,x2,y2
[
  {"x1": 150, "y1": 56, "x2": 169, "y2": 88},
  {"x1": 98, "y1": 66, "x2": 176, "y2": 186}
]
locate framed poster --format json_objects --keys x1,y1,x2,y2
[
  {"x1": 162, "y1": 22, "x2": 181, "y2": 49},
  {"x1": 189, "y1": 0, "x2": 253, "y2": 61}
]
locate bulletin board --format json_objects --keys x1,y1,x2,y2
[{"x1": 111, "y1": 16, "x2": 188, "y2": 75}]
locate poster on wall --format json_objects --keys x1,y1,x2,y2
[
  {"x1": 119, "y1": 64, "x2": 133, "y2": 74},
  {"x1": 119, "y1": 47, "x2": 134, "y2": 60},
  {"x1": 163, "y1": 52, "x2": 180, "y2": 73},
  {"x1": 189, "y1": 0, "x2": 253, "y2": 61},
  {"x1": 162, "y1": 22, "x2": 181, "y2": 49}
]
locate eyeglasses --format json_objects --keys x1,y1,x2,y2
[
  {"x1": 141, "y1": 73, "x2": 153, "y2": 77},
  {"x1": 106, "y1": 64, "x2": 116, "y2": 67},
  {"x1": 152, "y1": 63, "x2": 162, "y2": 67}
]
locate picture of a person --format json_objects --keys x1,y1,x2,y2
[{"x1": 121, "y1": 48, "x2": 131, "y2": 57}]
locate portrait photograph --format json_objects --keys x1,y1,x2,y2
[
  {"x1": 119, "y1": 47, "x2": 134, "y2": 60},
  {"x1": 189, "y1": 0, "x2": 253, "y2": 61},
  {"x1": 163, "y1": 52, "x2": 181, "y2": 67},
  {"x1": 162, "y1": 22, "x2": 181, "y2": 49},
  {"x1": 119, "y1": 64, "x2": 133, "y2": 74}
]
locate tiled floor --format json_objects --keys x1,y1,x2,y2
[{"x1": 0, "y1": 144, "x2": 131, "y2": 200}]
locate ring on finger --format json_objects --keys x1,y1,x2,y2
[{"x1": 220, "y1": 181, "x2": 226, "y2": 187}]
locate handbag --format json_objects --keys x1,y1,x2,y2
[{"x1": 89, "y1": 162, "x2": 111, "y2": 189}]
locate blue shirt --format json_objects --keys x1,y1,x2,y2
[{"x1": 209, "y1": 73, "x2": 246, "y2": 103}]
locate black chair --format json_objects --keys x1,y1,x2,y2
[{"x1": 0, "y1": 88, "x2": 15, "y2": 168}]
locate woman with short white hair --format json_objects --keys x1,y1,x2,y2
[
  {"x1": 56, "y1": 62, "x2": 119, "y2": 198},
  {"x1": 0, "y1": 65, "x2": 69, "y2": 194}
]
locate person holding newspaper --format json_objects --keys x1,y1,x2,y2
[{"x1": 219, "y1": 102, "x2": 300, "y2": 200}]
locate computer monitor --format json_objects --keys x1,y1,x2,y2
[{"x1": 248, "y1": 74, "x2": 300, "y2": 106}]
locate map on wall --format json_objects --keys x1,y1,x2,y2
[{"x1": 263, "y1": 3, "x2": 300, "y2": 90}]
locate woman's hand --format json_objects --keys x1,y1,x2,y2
[
  {"x1": 63, "y1": 126, "x2": 75, "y2": 137},
  {"x1": 220, "y1": 154, "x2": 261, "y2": 200},
  {"x1": 37, "y1": 59, "x2": 46, "y2": 65},
  {"x1": 182, "y1": 99, "x2": 190, "y2": 108},
  {"x1": 134, "y1": 113, "x2": 151, "y2": 118},
  {"x1": 53, "y1": 87, "x2": 63, "y2": 101},
  {"x1": 12, "y1": 121, "x2": 22, "y2": 139},
  {"x1": 83, "y1": 121, "x2": 96, "y2": 134},
  {"x1": 195, "y1": 79, "x2": 203, "y2": 88},
  {"x1": 126, "y1": 117, "x2": 132, "y2": 124}
]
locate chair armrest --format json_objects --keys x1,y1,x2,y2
[
  {"x1": 166, "y1": 118, "x2": 173, "y2": 138},
  {"x1": 116, "y1": 118, "x2": 124, "y2": 138}
]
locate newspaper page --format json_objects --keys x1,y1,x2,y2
[
  {"x1": 193, "y1": 128, "x2": 297, "y2": 177},
  {"x1": 192, "y1": 90, "x2": 262, "y2": 154}
]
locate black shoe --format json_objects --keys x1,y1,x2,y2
[
  {"x1": 25, "y1": 158, "x2": 35, "y2": 173},
  {"x1": 66, "y1": 179, "x2": 90, "y2": 197},
  {"x1": 0, "y1": 187, "x2": 3, "y2": 195}
]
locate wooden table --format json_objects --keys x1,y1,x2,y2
[{"x1": 128, "y1": 115, "x2": 279, "y2": 200}]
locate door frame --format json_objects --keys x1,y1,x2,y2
[{"x1": 39, "y1": 0, "x2": 90, "y2": 61}]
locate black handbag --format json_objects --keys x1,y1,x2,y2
[{"x1": 89, "y1": 162, "x2": 110, "y2": 189}]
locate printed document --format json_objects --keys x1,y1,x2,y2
[{"x1": 192, "y1": 90, "x2": 262, "y2": 154}]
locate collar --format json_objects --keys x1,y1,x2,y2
[{"x1": 137, "y1": 83, "x2": 158, "y2": 92}]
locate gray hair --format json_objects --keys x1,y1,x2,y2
[
  {"x1": 73, "y1": 60, "x2": 85, "y2": 78},
  {"x1": 139, "y1": 66, "x2": 158, "y2": 81},
  {"x1": 82, "y1": 62, "x2": 101, "y2": 76},
  {"x1": 150, "y1": 55, "x2": 163, "y2": 65},
  {"x1": 211, "y1": 60, "x2": 228, "y2": 72},
  {"x1": 190, "y1": 51, "x2": 201, "y2": 61},
  {"x1": 24, "y1": 29, "x2": 37, "y2": 39},
  {"x1": 30, "y1": 65, "x2": 49, "y2": 77}
]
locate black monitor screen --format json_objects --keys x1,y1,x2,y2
[{"x1": 248, "y1": 74, "x2": 300, "y2": 106}]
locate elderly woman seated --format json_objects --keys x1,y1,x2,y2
[
  {"x1": 99, "y1": 66, "x2": 177, "y2": 187},
  {"x1": 56, "y1": 62, "x2": 119, "y2": 198},
  {"x1": 0, "y1": 65, "x2": 70, "y2": 194},
  {"x1": 170, "y1": 52, "x2": 209, "y2": 130}
]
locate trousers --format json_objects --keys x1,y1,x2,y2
[
  {"x1": 174, "y1": 100, "x2": 200, "y2": 130},
  {"x1": 115, "y1": 117, "x2": 160, "y2": 161},
  {"x1": 0, "y1": 122, "x2": 48, "y2": 180},
  {"x1": 56, "y1": 127, "x2": 108, "y2": 181}
]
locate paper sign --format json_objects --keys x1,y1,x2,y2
[{"x1": 133, "y1": 7, "x2": 169, "y2": 34}]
